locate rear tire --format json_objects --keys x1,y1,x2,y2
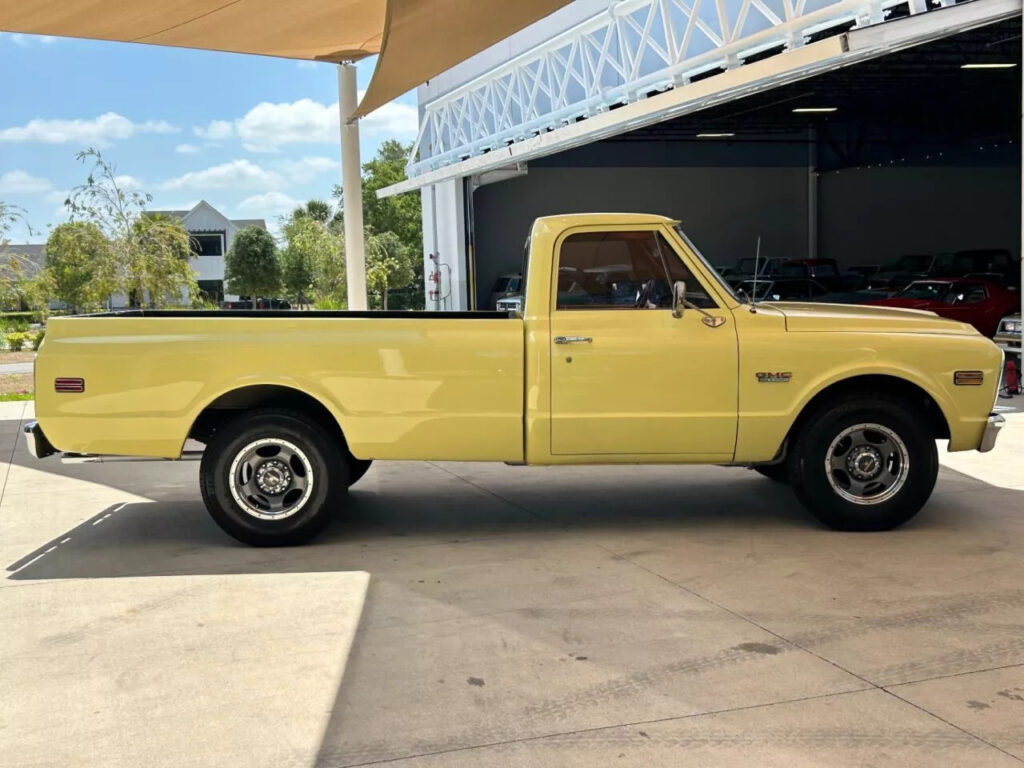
[
  {"x1": 787, "y1": 394, "x2": 937, "y2": 531},
  {"x1": 200, "y1": 409, "x2": 348, "y2": 546}
]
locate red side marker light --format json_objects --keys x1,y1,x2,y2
[{"x1": 55, "y1": 378, "x2": 85, "y2": 393}]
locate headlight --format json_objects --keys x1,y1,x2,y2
[{"x1": 1007, "y1": 320, "x2": 1021, "y2": 334}]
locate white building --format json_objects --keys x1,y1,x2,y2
[
  {"x1": 149, "y1": 201, "x2": 267, "y2": 304},
  {"x1": 387, "y1": 0, "x2": 1022, "y2": 310}
]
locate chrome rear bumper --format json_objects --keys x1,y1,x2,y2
[
  {"x1": 24, "y1": 421, "x2": 56, "y2": 459},
  {"x1": 978, "y1": 413, "x2": 1005, "y2": 453}
]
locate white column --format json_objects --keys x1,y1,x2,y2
[
  {"x1": 420, "y1": 180, "x2": 469, "y2": 310},
  {"x1": 338, "y1": 63, "x2": 367, "y2": 310}
]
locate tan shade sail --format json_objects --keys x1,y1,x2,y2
[
  {"x1": 0, "y1": 0, "x2": 571, "y2": 116},
  {"x1": 355, "y1": 0, "x2": 571, "y2": 117}
]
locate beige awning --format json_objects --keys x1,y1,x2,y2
[{"x1": 0, "y1": 0, "x2": 570, "y2": 117}]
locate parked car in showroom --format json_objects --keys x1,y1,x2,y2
[
  {"x1": 721, "y1": 256, "x2": 789, "y2": 286},
  {"x1": 995, "y1": 313, "x2": 1021, "y2": 357},
  {"x1": 222, "y1": 297, "x2": 292, "y2": 310},
  {"x1": 489, "y1": 273, "x2": 523, "y2": 309},
  {"x1": 736, "y1": 277, "x2": 830, "y2": 302},
  {"x1": 868, "y1": 250, "x2": 1020, "y2": 293},
  {"x1": 867, "y1": 279, "x2": 1018, "y2": 338}
]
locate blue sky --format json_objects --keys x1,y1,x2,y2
[{"x1": 0, "y1": 33, "x2": 419, "y2": 242}]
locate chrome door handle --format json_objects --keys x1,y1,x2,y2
[{"x1": 554, "y1": 336, "x2": 593, "y2": 344}]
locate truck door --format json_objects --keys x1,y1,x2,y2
[{"x1": 549, "y1": 227, "x2": 738, "y2": 458}]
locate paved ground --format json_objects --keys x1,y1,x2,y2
[
  {"x1": 1, "y1": 400, "x2": 1023, "y2": 767},
  {"x1": 0, "y1": 362, "x2": 33, "y2": 375}
]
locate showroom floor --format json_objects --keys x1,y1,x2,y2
[{"x1": 1, "y1": 402, "x2": 1022, "y2": 767}]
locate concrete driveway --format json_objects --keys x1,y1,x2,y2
[{"x1": 1, "y1": 401, "x2": 1023, "y2": 767}]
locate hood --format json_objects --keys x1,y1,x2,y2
[{"x1": 765, "y1": 302, "x2": 978, "y2": 335}]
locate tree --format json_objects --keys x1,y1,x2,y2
[
  {"x1": 128, "y1": 214, "x2": 198, "y2": 307},
  {"x1": 0, "y1": 202, "x2": 44, "y2": 311},
  {"x1": 291, "y1": 199, "x2": 332, "y2": 225},
  {"x1": 334, "y1": 140, "x2": 424, "y2": 309},
  {"x1": 366, "y1": 231, "x2": 415, "y2": 309},
  {"x1": 43, "y1": 222, "x2": 117, "y2": 312},
  {"x1": 65, "y1": 149, "x2": 197, "y2": 306},
  {"x1": 280, "y1": 217, "x2": 322, "y2": 308},
  {"x1": 224, "y1": 226, "x2": 281, "y2": 303}
]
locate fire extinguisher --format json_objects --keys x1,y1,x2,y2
[
  {"x1": 427, "y1": 253, "x2": 451, "y2": 310},
  {"x1": 1003, "y1": 358, "x2": 1020, "y2": 396}
]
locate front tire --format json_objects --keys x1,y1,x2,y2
[
  {"x1": 200, "y1": 409, "x2": 348, "y2": 546},
  {"x1": 788, "y1": 395, "x2": 938, "y2": 531}
]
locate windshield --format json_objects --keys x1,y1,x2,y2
[
  {"x1": 674, "y1": 225, "x2": 742, "y2": 303},
  {"x1": 738, "y1": 280, "x2": 773, "y2": 300},
  {"x1": 887, "y1": 254, "x2": 932, "y2": 273},
  {"x1": 896, "y1": 282, "x2": 951, "y2": 301}
]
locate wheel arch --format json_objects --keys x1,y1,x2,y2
[
  {"x1": 786, "y1": 373, "x2": 952, "y2": 452},
  {"x1": 186, "y1": 383, "x2": 350, "y2": 455}
]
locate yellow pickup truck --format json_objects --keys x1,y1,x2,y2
[{"x1": 26, "y1": 213, "x2": 1005, "y2": 546}]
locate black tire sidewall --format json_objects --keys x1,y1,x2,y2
[
  {"x1": 789, "y1": 398, "x2": 938, "y2": 531},
  {"x1": 200, "y1": 411, "x2": 347, "y2": 545}
]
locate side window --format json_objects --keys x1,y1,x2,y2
[
  {"x1": 556, "y1": 230, "x2": 716, "y2": 310},
  {"x1": 961, "y1": 284, "x2": 987, "y2": 304}
]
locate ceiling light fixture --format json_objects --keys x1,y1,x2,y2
[
  {"x1": 696, "y1": 132, "x2": 735, "y2": 138},
  {"x1": 961, "y1": 62, "x2": 1016, "y2": 69},
  {"x1": 792, "y1": 107, "x2": 837, "y2": 113}
]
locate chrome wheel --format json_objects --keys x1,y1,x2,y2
[
  {"x1": 825, "y1": 423, "x2": 909, "y2": 505},
  {"x1": 228, "y1": 438, "x2": 314, "y2": 520}
]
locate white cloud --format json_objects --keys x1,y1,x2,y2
[
  {"x1": 192, "y1": 96, "x2": 418, "y2": 153},
  {"x1": 45, "y1": 188, "x2": 70, "y2": 204},
  {"x1": 160, "y1": 159, "x2": 286, "y2": 191},
  {"x1": 175, "y1": 143, "x2": 200, "y2": 154},
  {"x1": 297, "y1": 61, "x2": 320, "y2": 70},
  {"x1": 274, "y1": 156, "x2": 339, "y2": 184},
  {"x1": 2, "y1": 33, "x2": 56, "y2": 47},
  {"x1": 235, "y1": 99, "x2": 337, "y2": 152},
  {"x1": 0, "y1": 112, "x2": 178, "y2": 146},
  {"x1": 193, "y1": 120, "x2": 234, "y2": 141},
  {"x1": 0, "y1": 170, "x2": 53, "y2": 194},
  {"x1": 359, "y1": 95, "x2": 419, "y2": 140},
  {"x1": 114, "y1": 174, "x2": 143, "y2": 189},
  {"x1": 236, "y1": 191, "x2": 301, "y2": 218}
]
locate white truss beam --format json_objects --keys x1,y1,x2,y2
[{"x1": 405, "y1": 0, "x2": 977, "y2": 179}]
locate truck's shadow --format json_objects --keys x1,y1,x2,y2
[{"x1": 5, "y1": 463, "x2": 823, "y2": 581}]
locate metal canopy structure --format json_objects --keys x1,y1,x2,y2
[{"x1": 382, "y1": 0, "x2": 1021, "y2": 196}]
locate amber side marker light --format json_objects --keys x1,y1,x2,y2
[
  {"x1": 954, "y1": 371, "x2": 984, "y2": 386},
  {"x1": 55, "y1": 378, "x2": 85, "y2": 393}
]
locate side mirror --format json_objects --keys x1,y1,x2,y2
[{"x1": 672, "y1": 280, "x2": 686, "y2": 319}]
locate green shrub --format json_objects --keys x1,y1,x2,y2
[
  {"x1": 0, "y1": 317, "x2": 30, "y2": 333},
  {"x1": 31, "y1": 329, "x2": 45, "y2": 351},
  {"x1": 313, "y1": 297, "x2": 346, "y2": 310},
  {"x1": 5, "y1": 332, "x2": 28, "y2": 351}
]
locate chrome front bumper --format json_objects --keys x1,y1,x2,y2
[
  {"x1": 24, "y1": 421, "x2": 56, "y2": 459},
  {"x1": 978, "y1": 413, "x2": 1005, "y2": 453}
]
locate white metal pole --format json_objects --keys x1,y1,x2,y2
[{"x1": 338, "y1": 63, "x2": 367, "y2": 310}]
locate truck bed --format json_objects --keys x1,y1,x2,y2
[{"x1": 35, "y1": 312, "x2": 525, "y2": 461}]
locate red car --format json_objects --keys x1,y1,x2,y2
[{"x1": 867, "y1": 278, "x2": 1018, "y2": 338}]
